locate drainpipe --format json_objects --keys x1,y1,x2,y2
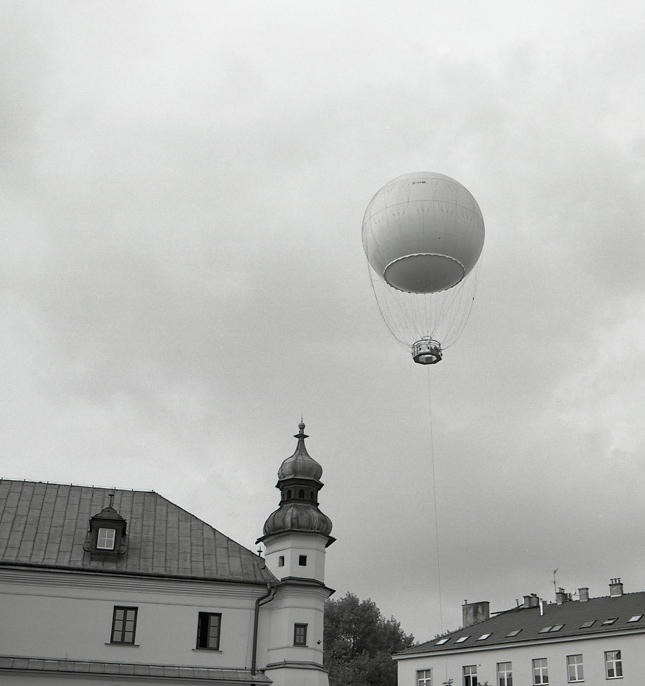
[{"x1": 252, "y1": 582, "x2": 278, "y2": 677}]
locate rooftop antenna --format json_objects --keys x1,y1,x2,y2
[{"x1": 553, "y1": 568, "x2": 559, "y2": 598}]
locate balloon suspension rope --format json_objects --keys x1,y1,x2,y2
[{"x1": 426, "y1": 367, "x2": 444, "y2": 635}]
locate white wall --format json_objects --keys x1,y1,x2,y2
[
  {"x1": 264, "y1": 531, "x2": 328, "y2": 582},
  {"x1": 0, "y1": 567, "x2": 264, "y2": 669}
]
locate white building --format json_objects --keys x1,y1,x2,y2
[
  {"x1": 0, "y1": 422, "x2": 334, "y2": 685},
  {"x1": 395, "y1": 580, "x2": 645, "y2": 686}
]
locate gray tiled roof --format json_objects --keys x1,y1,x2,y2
[
  {"x1": 0, "y1": 480, "x2": 275, "y2": 584},
  {"x1": 399, "y1": 592, "x2": 645, "y2": 655},
  {"x1": 0, "y1": 656, "x2": 271, "y2": 682}
]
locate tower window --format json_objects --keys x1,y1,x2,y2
[
  {"x1": 97, "y1": 528, "x2": 116, "y2": 550},
  {"x1": 299, "y1": 555, "x2": 307, "y2": 566},
  {"x1": 298, "y1": 489, "x2": 305, "y2": 498},
  {"x1": 294, "y1": 623, "x2": 308, "y2": 646},
  {"x1": 278, "y1": 556, "x2": 285, "y2": 567},
  {"x1": 287, "y1": 490, "x2": 292, "y2": 499},
  {"x1": 196, "y1": 612, "x2": 222, "y2": 650}
]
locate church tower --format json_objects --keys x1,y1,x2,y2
[{"x1": 256, "y1": 422, "x2": 334, "y2": 686}]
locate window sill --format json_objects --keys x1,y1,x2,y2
[
  {"x1": 192, "y1": 648, "x2": 222, "y2": 653},
  {"x1": 105, "y1": 643, "x2": 140, "y2": 647}
]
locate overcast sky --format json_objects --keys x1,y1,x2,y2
[{"x1": 1, "y1": 0, "x2": 644, "y2": 640}]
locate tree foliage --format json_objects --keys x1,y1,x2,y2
[{"x1": 324, "y1": 592, "x2": 415, "y2": 686}]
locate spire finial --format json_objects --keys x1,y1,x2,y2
[{"x1": 295, "y1": 419, "x2": 308, "y2": 440}]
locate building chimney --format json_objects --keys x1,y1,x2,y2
[
  {"x1": 609, "y1": 578, "x2": 624, "y2": 597},
  {"x1": 579, "y1": 587, "x2": 589, "y2": 602},
  {"x1": 556, "y1": 587, "x2": 567, "y2": 604},
  {"x1": 523, "y1": 594, "x2": 540, "y2": 608},
  {"x1": 462, "y1": 601, "x2": 490, "y2": 628}
]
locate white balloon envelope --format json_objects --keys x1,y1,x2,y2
[{"x1": 362, "y1": 172, "x2": 485, "y2": 364}]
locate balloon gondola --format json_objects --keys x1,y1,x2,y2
[{"x1": 362, "y1": 172, "x2": 485, "y2": 364}]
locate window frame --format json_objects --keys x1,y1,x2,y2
[
  {"x1": 97, "y1": 527, "x2": 116, "y2": 550},
  {"x1": 463, "y1": 664, "x2": 477, "y2": 686},
  {"x1": 417, "y1": 669, "x2": 432, "y2": 686},
  {"x1": 196, "y1": 612, "x2": 222, "y2": 650},
  {"x1": 293, "y1": 623, "x2": 308, "y2": 646},
  {"x1": 605, "y1": 650, "x2": 623, "y2": 679},
  {"x1": 567, "y1": 654, "x2": 584, "y2": 682},
  {"x1": 497, "y1": 661, "x2": 513, "y2": 686},
  {"x1": 110, "y1": 606, "x2": 138, "y2": 645},
  {"x1": 533, "y1": 657, "x2": 549, "y2": 685}
]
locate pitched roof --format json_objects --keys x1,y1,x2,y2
[
  {"x1": 399, "y1": 592, "x2": 645, "y2": 656},
  {"x1": 0, "y1": 480, "x2": 275, "y2": 585}
]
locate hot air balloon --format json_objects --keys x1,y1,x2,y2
[{"x1": 362, "y1": 172, "x2": 484, "y2": 364}]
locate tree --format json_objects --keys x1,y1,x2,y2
[{"x1": 324, "y1": 592, "x2": 415, "y2": 686}]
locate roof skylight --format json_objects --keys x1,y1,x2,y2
[
  {"x1": 477, "y1": 633, "x2": 492, "y2": 640},
  {"x1": 580, "y1": 620, "x2": 596, "y2": 629},
  {"x1": 602, "y1": 618, "x2": 618, "y2": 625},
  {"x1": 506, "y1": 629, "x2": 521, "y2": 637},
  {"x1": 455, "y1": 636, "x2": 469, "y2": 643},
  {"x1": 628, "y1": 614, "x2": 643, "y2": 623},
  {"x1": 435, "y1": 638, "x2": 449, "y2": 645},
  {"x1": 550, "y1": 624, "x2": 564, "y2": 632}
]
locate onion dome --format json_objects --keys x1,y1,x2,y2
[
  {"x1": 259, "y1": 421, "x2": 333, "y2": 542},
  {"x1": 277, "y1": 422, "x2": 323, "y2": 482},
  {"x1": 263, "y1": 502, "x2": 333, "y2": 538}
]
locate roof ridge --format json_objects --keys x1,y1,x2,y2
[{"x1": 0, "y1": 478, "x2": 156, "y2": 493}]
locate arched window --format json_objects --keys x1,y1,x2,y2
[{"x1": 298, "y1": 489, "x2": 305, "y2": 499}]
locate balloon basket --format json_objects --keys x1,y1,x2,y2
[{"x1": 412, "y1": 339, "x2": 442, "y2": 365}]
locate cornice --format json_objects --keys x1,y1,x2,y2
[{"x1": 0, "y1": 566, "x2": 268, "y2": 599}]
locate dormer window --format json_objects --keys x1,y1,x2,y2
[
  {"x1": 97, "y1": 528, "x2": 116, "y2": 550},
  {"x1": 84, "y1": 496, "x2": 127, "y2": 558}
]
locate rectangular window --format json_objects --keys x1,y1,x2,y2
[
  {"x1": 497, "y1": 662, "x2": 512, "y2": 686},
  {"x1": 97, "y1": 527, "x2": 116, "y2": 550},
  {"x1": 533, "y1": 658, "x2": 549, "y2": 685},
  {"x1": 299, "y1": 555, "x2": 307, "y2": 566},
  {"x1": 463, "y1": 664, "x2": 478, "y2": 686},
  {"x1": 294, "y1": 623, "x2": 307, "y2": 646},
  {"x1": 196, "y1": 612, "x2": 221, "y2": 650},
  {"x1": 417, "y1": 669, "x2": 432, "y2": 686},
  {"x1": 567, "y1": 654, "x2": 584, "y2": 682},
  {"x1": 605, "y1": 650, "x2": 622, "y2": 679},
  {"x1": 110, "y1": 606, "x2": 137, "y2": 644}
]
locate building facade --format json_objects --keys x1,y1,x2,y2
[
  {"x1": 396, "y1": 580, "x2": 645, "y2": 686},
  {"x1": 0, "y1": 422, "x2": 334, "y2": 685}
]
